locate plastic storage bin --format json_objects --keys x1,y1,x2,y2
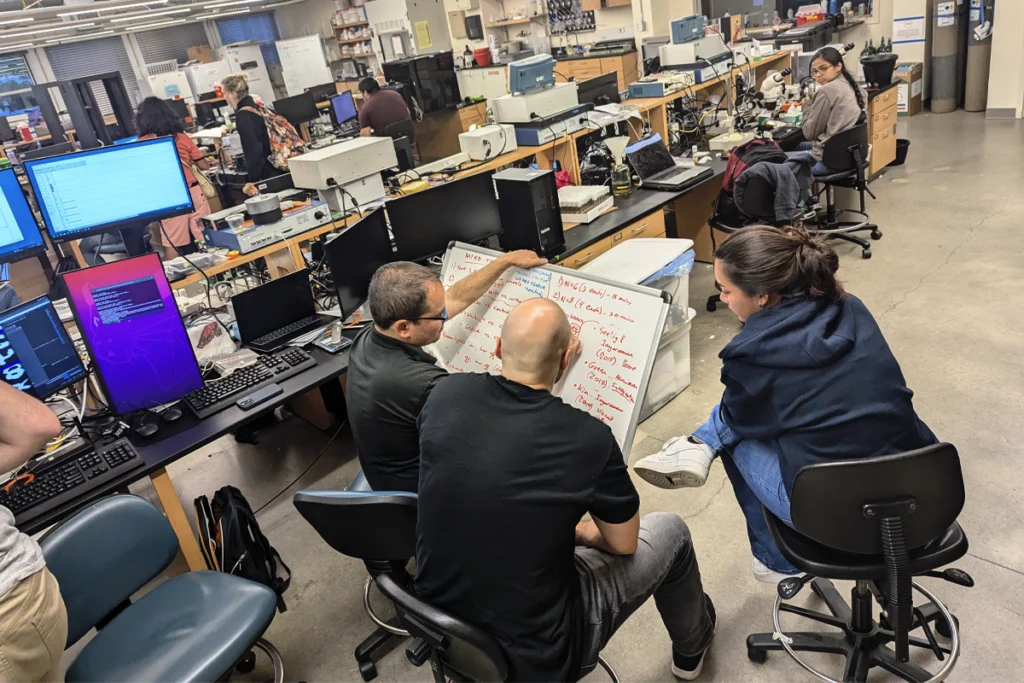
[{"x1": 639, "y1": 307, "x2": 695, "y2": 422}]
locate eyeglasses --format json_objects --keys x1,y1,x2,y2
[
  {"x1": 407, "y1": 307, "x2": 448, "y2": 323},
  {"x1": 811, "y1": 65, "x2": 835, "y2": 76}
]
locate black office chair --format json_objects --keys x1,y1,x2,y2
[
  {"x1": 375, "y1": 573, "x2": 619, "y2": 683},
  {"x1": 384, "y1": 119, "x2": 415, "y2": 142},
  {"x1": 746, "y1": 443, "x2": 973, "y2": 682},
  {"x1": 806, "y1": 123, "x2": 883, "y2": 260},
  {"x1": 293, "y1": 473, "x2": 419, "y2": 681}
]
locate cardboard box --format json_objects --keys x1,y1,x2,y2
[
  {"x1": 895, "y1": 62, "x2": 923, "y2": 116},
  {"x1": 188, "y1": 46, "x2": 214, "y2": 63}
]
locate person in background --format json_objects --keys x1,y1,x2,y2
[
  {"x1": 134, "y1": 96, "x2": 212, "y2": 258},
  {"x1": 347, "y1": 251, "x2": 546, "y2": 492},
  {"x1": 633, "y1": 226, "x2": 937, "y2": 584},
  {"x1": 357, "y1": 77, "x2": 411, "y2": 138},
  {"x1": 221, "y1": 73, "x2": 275, "y2": 187},
  {"x1": 0, "y1": 383, "x2": 66, "y2": 682},
  {"x1": 415, "y1": 298, "x2": 716, "y2": 681},
  {"x1": 792, "y1": 46, "x2": 869, "y2": 176}
]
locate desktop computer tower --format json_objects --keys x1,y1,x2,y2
[{"x1": 493, "y1": 168, "x2": 564, "y2": 258}]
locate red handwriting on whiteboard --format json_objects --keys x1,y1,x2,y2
[
  {"x1": 622, "y1": 359, "x2": 637, "y2": 372},
  {"x1": 614, "y1": 374, "x2": 639, "y2": 389},
  {"x1": 600, "y1": 340, "x2": 634, "y2": 358},
  {"x1": 587, "y1": 371, "x2": 608, "y2": 389},
  {"x1": 587, "y1": 362, "x2": 607, "y2": 376},
  {"x1": 611, "y1": 383, "x2": 635, "y2": 403},
  {"x1": 595, "y1": 348, "x2": 618, "y2": 366}
]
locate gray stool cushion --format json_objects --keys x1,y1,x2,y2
[
  {"x1": 349, "y1": 469, "x2": 373, "y2": 492},
  {"x1": 67, "y1": 571, "x2": 276, "y2": 683}
]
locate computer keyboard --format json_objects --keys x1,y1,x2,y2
[
  {"x1": 184, "y1": 346, "x2": 317, "y2": 419},
  {"x1": 250, "y1": 315, "x2": 324, "y2": 348},
  {"x1": 0, "y1": 439, "x2": 142, "y2": 521}
]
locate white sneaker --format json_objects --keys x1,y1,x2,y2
[
  {"x1": 633, "y1": 437, "x2": 714, "y2": 489},
  {"x1": 752, "y1": 558, "x2": 800, "y2": 585}
]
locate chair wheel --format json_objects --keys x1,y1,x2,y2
[
  {"x1": 747, "y1": 646, "x2": 768, "y2": 664},
  {"x1": 235, "y1": 651, "x2": 256, "y2": 674},
  {"x1": 862, "y1": 248, "x2": 872, "y2": 259},
  {"x1": 935, "y1": 614, "x2": 959, "y2": 639},
  {"x1": 871, "y1": 229, "x2": 883, "y2": 240}
]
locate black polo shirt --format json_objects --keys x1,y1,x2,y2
[
  {"x1": 346, "y1": 326, "x2": 447, "y2": 492},
  {"x1": 415, "y1": 373, "x2": 639, "y2": 681}
]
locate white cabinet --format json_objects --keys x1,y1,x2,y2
[
  {"x1": 456, "y1": 66, "x2": 508, "y2": 101},
  {"x1": 452, "y1": 0, "x2": 479, "y2": 9}
]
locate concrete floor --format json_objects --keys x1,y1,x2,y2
[{"x1": 118, "y1": 110, "x2": 1024, "y2": 682}]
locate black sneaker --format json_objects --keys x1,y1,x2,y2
[{"x1": 671, "y1": 595, "x2": 717, "y2": 680}]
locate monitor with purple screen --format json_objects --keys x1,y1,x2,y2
[{"x1": 62, "y1": 253, "x2": 204, "y2": 415}]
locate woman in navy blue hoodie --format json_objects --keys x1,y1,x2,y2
[{"x1": 634, "y1": 226, "x2": 936, "y2": 582}]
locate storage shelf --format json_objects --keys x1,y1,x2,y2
[
  {"x1": 336, "y1": 36, "x2": 372, "y2": 45},
  {"x1": 350, "y1": 51, "x2": 376, "y2": 57},
  {"x1": 486, "y1": 13, "x2": 546, "y2": 28},
  {"x1": 333, "y1": 20, "x2": 368, "y2": 30}
]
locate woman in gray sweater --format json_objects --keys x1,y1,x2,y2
[{"x1": 797, "y1": 46, "x2": 868, "y2": 175}]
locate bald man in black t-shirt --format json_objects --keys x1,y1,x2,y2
[{"x1": 415, "y1": 299, "x2": 717, "y2": 682}]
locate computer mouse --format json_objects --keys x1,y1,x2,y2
[
  {"x1": 135, "y1": 422, "x2": 159, "y2": 439},
  {"x1": 162, "y1": 406, "x2": 183, "y2": 422}
]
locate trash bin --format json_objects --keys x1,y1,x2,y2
[{"x1": 892, "y1": 139, "x2": 911, "y2": 166}]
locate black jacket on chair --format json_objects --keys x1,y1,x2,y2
[{"x1": 718, "y1": 294, "x2": 937, "y2": 495}]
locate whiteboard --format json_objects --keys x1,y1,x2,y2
[
  {"x1": 430, "y1": 242, "x2": 670, "y2": 456},
  {"x1": 276, "y1": 35, "x2": 334, "y2": 97}
]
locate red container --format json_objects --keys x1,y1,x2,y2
[
  {"x1": 473, "y1": 47, "x2": 492, "y2": 67},
  {"x1": 18, "y1": 126, "x2": 31, "y2": 142}
]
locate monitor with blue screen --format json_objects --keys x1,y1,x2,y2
[
  {"x1": 23, "y1": 136, "x2": 194, "y2": 243},
  {"x1": 62, "y1": 253, "x2": 204, "y2": 415},
  {"x1": 330, "y1": 91, "x2": 358, "y2": 126},
  {"x1": 0, "y1": 296, "x2": 86, "y2": 399},
  {"x1": 0, "y1": 168, "x2": 45, "y2": 263}
]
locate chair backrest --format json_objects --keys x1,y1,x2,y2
[
  {"x1": 738, "y1": 174, "x2": 777, "y2": 223},
  {"x1": 790, "y1": 443, "x2": 965, "y2": 556},
  {"x1": 292, "y1": 490, "x2": 417, "y2": 563},
  {"x1": 39, "y1": 495, "x2": 179, "y2": 647},
  {"x1": 821, "y1": 123, "x2": 869, "y2": 172},
  {"x1": 375, "y1": 573, "x2": 509, "y2": 682},
  {"x1": 385, "y1": 119, "x2": 415, "y2": 142}
]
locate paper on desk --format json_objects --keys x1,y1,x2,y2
[{"x1": 288, "y1": 315, "x2": 342, "y2": 347}]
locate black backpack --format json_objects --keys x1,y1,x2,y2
[{"x1": 195, "y1": 485, "x2": 291, "y2": 612}]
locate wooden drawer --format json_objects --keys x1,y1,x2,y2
[
  {"x1": 869, "y1": 88, "x2": 898, "y2": 115},
  {"x1": 570, "y1": 60, "x2": 603, "y2": 81},
  {"x1": 612, "y1": 210, "x2": 666, "y2": 246},
  {"x1": 600, "y1": 57, "x2": 625, "y2": 91},
  {"x1": 869, "y1": 123, "x2": 897, "y2": 175},
  {"x1": 458, "y1": 103, "x2": 486, "y2": 124},
  {"x1": 561, "y1": 236, "x2": 612, "y2": 269},
  {"x1": 871, "y1": 105, "x2": 897, "y2": 135}
]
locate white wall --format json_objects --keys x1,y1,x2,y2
[
  {"x1": 276, "y1": 0, "x2": 338, "y2": 41},
  {"x1": 985, "y1": 0, "x2": 1024, "y2": 117}
]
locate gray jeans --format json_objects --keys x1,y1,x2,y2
[{"x1": 575, "y1": 512, "x2": 714, "y2": 676}]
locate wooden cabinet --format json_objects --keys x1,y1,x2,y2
[
  {"x1": 562, "y1": 236, "x2": 613, "y2": 269},
  {"x1": 868, "y1": 86, "x2": 898, "y2": 176},
  {"x1": 458, "y1": 101, "x2": 487, "y2": 131},
  {"x1": 554, "y1": 52, "x2": 639, "y2": 93},
  {"x1": 563, "y1": 210, "x2": 668, "y2": 269}
]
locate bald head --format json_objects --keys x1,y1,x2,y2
[{"x1": 499, "y1": 299, "x2": 572, "y2": 382}]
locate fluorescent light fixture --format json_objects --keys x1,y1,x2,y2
[
  {"x1": 0, "y1": 42, "x2": 35, "y2": 51},
  {"x1": 1, "y1": 23, "x2": 96, "y2": 39},
  {"x1": 0, "y1": 17, "x2": 33, "y2": 27},
  {"x1": 194, "y1": 8, "x2": 252, "y2": 19},
  {"x1": 111, "y1": 7, "x2": 193, "y2": 22},
  {"x1": 58, "y1": 0, "x2": 168, "y2": 17},
  {"x1": 47, "y1": 29, "x2": 115, "y2": 43},
  {"x1": 202, "y1": 0, "x2": 264, "y2": 9},
  {"x1": 124, "y1": 18, "x2": 187, "y2": 31}
]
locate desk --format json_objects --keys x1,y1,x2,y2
[{"x1": 18, "y1": 347, "x2": 351, "y2": 570}]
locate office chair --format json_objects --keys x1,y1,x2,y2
[
  {"x1": 385, "y1": 119, "x2": 415, "y2": 142},
  {"x1": 806, "y1": 123, "x2": 883, "y2": 259},
  {"x1": 376, "y1": 572, "x2": 619, "y2": 682},
  {"x1": 40, "y1": 495, "x2": 284, "y2": 682},
  {"x1": 293, "y1": 473, "x2": 419, "y2": 681},
  {"x1": 746, "y1": 443, "x2": 973, "y2": 682}
]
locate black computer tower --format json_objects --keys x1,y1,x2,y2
[{"x1": 494, "y1": 168, "x2": 564, "y2": 257}]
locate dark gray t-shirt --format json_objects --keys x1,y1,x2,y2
[{"x1": 346, "y1": 327, "x2": 447, "y2": 492}]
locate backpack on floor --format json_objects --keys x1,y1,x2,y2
[
  {"x1": 239, "y1": 104, "x2": 306, "y2": 171},
  {"x1": 195, "y1": 485, "x2": 291, "y2": 612}
]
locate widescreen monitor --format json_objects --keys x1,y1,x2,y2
[
  {"x1": 0, "y1": 296, "x2": 86, "y2": 399},
  {"x1": 272, "y1": 92, "x2": 319, "y2": 127},
  {"x1": 330, "y1": 91, "x2": 358, "y2": 125},
  {"x1": 24, "y1": 136, "x2": 193, "y2": 243},
  {"x1": 62, "y1": 253, "x2": 204, "y2": 415},
  {"x1": 0, "y1": 168, "x2": 45, "y2": 263},
  {"x1": 324, "y1": 207, "x2": 393, "y2": 318}
]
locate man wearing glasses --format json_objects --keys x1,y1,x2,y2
[{"x1": 347, "y1": 252, "x2": 546, "y2": 492}]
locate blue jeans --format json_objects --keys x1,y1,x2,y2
[
  {"x1": 692, "y1": 404, "x2": 799, "y2": 574},
  {"x1": 792, "y1": 141, "x2": 835, "y2": 176}
]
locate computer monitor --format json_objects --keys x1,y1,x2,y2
[
  {"x1": 231, "y1": 269, "x2": 318, "y2": 346},
  {"x1": 0, "y1": 296, "x2": 86, "y2": 399},
  {"x1": 329, "y1": 91, "x2": 358, "y2": 126},
  {"x1": 0, "y1": 168, "x2": 45, "y2": 264},
  {"x1": 24, "y1": 136, "x2": 194, "y2": 244},
  {"x1": 17, "y1": 141, "x2": 76, "y2": 163},
  {"x1": 324, "y1": 207, "x2": 393, "y2": 318},
  {"x1": 164, "y1": 98, "x2": 190, "y2": 123},
  {"x1": 62, "y1": 253, "x2": 204, "y2": 415},
  {"x1": 306, "y1": 83, "x2": 338, "y2": 103},
  {"x1": 272, "y1": 92, "x2": 320, "y2": 128},
  {"x1": 578, "y1": 73, "x2": 621, "y2": 106},
  {"x1": 388, "y1": 171, "x2": 503, "y2": 261}
]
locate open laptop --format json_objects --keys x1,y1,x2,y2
[
  {"x1": 233, "y1": 269, "x2": 336, "y2": 352},
  {"x1": 626, "y1": 135, "x2": 714, "y2": 191}
]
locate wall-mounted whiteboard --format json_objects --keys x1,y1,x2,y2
[
  {"x1": 429, "y1": 242, "x2": 670, "y2": 456},
  {"x1": 276, "y1": 35, "x2": 334, "y2": 97}
]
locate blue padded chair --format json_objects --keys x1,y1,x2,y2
[
  {"x1": 40, "y1": 495, "x2": 284, "y2": 682},
  {"x1": 293, "y1": 470, "x2": 417, "y2": 681}
]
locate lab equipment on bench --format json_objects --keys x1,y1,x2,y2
[
  {"x1": 0, "y1": 296, "x2": 85, "y2": 399},
  {"x1": 492, "y1": 82, "x2": 579, "y2": 124},
  {"x1": 507, "y1": 54, "x2": 557, "y2": 95},
  {"x1": 458, "y1": 124, "x2": 517, "y2": 161},
  {"x1": 288, "y1": 137, "x2": 397, "y2": 212},
  {"x1": 493, "y1": 168, "x2": 564, "y2": 258},
  {"x1": 202, "y1": 201, "x2": 333, "y2": 254},
  {"x1": 670, "y1": 14, "x2": 706, "y2": 44}
]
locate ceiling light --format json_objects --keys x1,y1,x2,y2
[
  {"x1": 124, "y1": 18, "x2": 187, "y2": 31},
  {"x1": 47, "y1": 29, "x2": 116, "y2": 43},
  {"x1": 0, "y1": 42, "x2": 35, "y2": 51},
  {"x1": 0, "y1": 23, "x2": 96, "y2": 39},
  {"x1": 111, "y1": 7, "x2": 193, "y2": 23},
  {"x1": 202, "y1": 0, "x2": 264, "y2": 9},
  {"x1": 58, "y1": 0, "x2": 168, "y2": 17},
  {"x1": 0, "y1": 18, "x2": 33, "y2": 27},
  {"x1": 194, "y1": 8, "x2": 252, "y2": 18}
]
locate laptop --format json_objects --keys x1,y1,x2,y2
[
  {"x1": 626, "y1": 135, "x2": 714, "y2": 191},
  {"x1": 232, "y1": 269, "x2": 336, "y2": 352}
]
